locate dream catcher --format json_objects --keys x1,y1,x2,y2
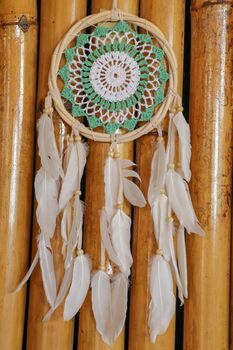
[{"x1": 17, "y1": 1, "x2": 204, "y2": 345}]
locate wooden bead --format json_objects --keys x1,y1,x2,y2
[
  {"x1": 157, "y1": 136, "x2": 164, "y2": 143},
  {"x1": 168, "y1": 216, "x2": 174, "y2": 223},
  {"x1": 77, "y1": 249, "x2": 84, "y2": 256},
  {"x1": 43, "y1": 107, "x2": 54, "y2": 114},
  {"x1": 74, "y1": 135, "x2": 81, "y2": 142},
  {"x1": 114, "y1": 151, "x2": 120, "y2": 158},
  {"x1": 116, "y1": 203, "x2": 123, "y2": 209},
  {"x1": 108, "y1": 151, "x2": 114, "y2": 157},
  {"x1": 156, "y1": 249, "x2": 163, "y2": 256}
]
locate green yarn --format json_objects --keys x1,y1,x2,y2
[{"x1": 58, "y1": 20, "x2": 169, "y2": 134}]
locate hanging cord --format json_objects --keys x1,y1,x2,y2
[{"x1": 111, "y1": 0, "x2": 120, "y2": 20}]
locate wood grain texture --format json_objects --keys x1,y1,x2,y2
[
  {"x1": 26, "y1": 1, "x2": 87, "y2": 350},
  {"x1": 0, "y1": 1, "x2": 38, "y2": 349},
  {"x1": 128, "y1": 1, "x2": 185, "y2": 349},
  {"x1": 184, "y1": 2, "x2": 233, "y2": 350},
  {"x1": 77, "y1": 1, "x2": 138, "y2": 349}
]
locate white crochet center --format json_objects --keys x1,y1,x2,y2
[{"x1": 90, "y1": 51, "x2": 140, "y2": 102}]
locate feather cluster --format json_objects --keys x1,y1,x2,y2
[
  {"x1": 16, "y1": 97, "x2": 63, "y2": 309},
  {"x1": 47, "y1": 133, "x2": 90, "y2": 320},
  {"x1": 16, "y1": 93, "x2": 204, "y2": 347},
  {"x1": 148, "y1": 107, "x2": 204, "y2": 342},
  {"x1": 91, "y1": 151, "x2": 146, "y2": 345}
]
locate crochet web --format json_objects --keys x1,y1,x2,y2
[{"x1": 58, "y1": 21, "x2": 169, "y2": 134}]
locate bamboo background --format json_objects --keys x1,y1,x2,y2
[{"x1": 0, "y1": 0, "x2": 232, "y2": 349}]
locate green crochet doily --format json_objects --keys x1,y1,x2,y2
[{"x1": 58, "y1": 21, "x2": 169, "y2": 134}]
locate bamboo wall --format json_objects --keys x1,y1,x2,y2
[{"x1": 0, "y1": 0, "x2": 232, "y2": 349}]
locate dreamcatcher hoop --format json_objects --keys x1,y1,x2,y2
[{"x1": 48, "y1": 10, "x2": 178, "y2": 142}]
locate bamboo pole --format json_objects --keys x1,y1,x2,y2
[
  {"x1": 128, "y1": 1, "x2": 185, "y2": 349},
  {"x1": 77, "y1": 1, "x2": 138, "y2": 349},
  {"x1": 26, "y1": 1, "x2": 87, "y2": 349},
  {"x1": 0, "y1": 1, "x2": 37, "y2": 349},
  {"x1": 184, "y1": 2, "x2": 233, "y2": 350}
]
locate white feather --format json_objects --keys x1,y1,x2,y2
[
  {"x1": 167, "y1": 221, "x2": 184, "y2": 304},
  {"x1": 120, "y1": 159, "x2": 136, "y2": 168},
  {"x1": 177, "y1": 225, "x2": 188, "y2": 298},
  {"x1": 63, "y1": 254, "x2": 91, "y2": 320},
  {"x1": 122, "y1": 178, "x2": 146, "y2": 208},
  {"x1": 173, "y1": 112, "x2": 191, "y2": 182},
  {"x1": 37, "y1": 113, "x2": 62, "y2": 180},
  {"x1": 111, "y1": 209, "x2": 132, "y2": 277},
  {"x1": 110, "y1": 273, "x2": 128, "y2": 344},
  {"x1": 38, "y1": 235, "x2": 57, "y2": 308},
  {"x1": 43, "y1": 261, "x2": 74, "y2": 321},
  {"x1": 148, "y1": 141, "x2": 167, "y2": 206},
  {"x1": 65, "y1": 197, "x2": 84, "y2": 269},
  {"x1": 149, "y1": 255, "x2": 176, "y2": 343},
  {"x1": 104, "y1": 156, "x2": 119, "y2": 222},
  {"x1": 165, "y1": 169, "x2": 205, "y2": 235},
  {"x1": 35, "y1": 168, "x2": 58, "y2": 238},
  {"x1": 151, "y1": 194, "x2": 170, "y2": 261},
  {"x1": 99, "y1": 209, "x2": 121, "y2": 266},
  {"x1": 59, "y1": 141, "x2": 88, "y2": 210},
  {"x1": 91, "y1": 270, "x2": 112, "y2": 345},
  {"x1": 15, "y1": 251, "x2": 39, "y2": 292},
  {"x1": 122, "y1": 169, "x2": 141, "y2": 181}
]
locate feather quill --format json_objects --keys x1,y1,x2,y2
[
  {"x1": 35, "y1": 168, "x2": 58, "y2": 238},
  {"x1": 167, "y1": 221, "x2": 184, "y2": 304},
  {"x1": 148, "y1": 141, "x2": 167, "y2": 206},
  {"x1": 104, "y1": 155, "x2": 119, "y2": 222},
  {"x1": 59, "y1": 141, "x2": 88, "y2": 210},
  {"x1": 149, "y1": 255, "x2": 176, "y2": 343},
  {"x1": 173, "y1": 112, "x2": 191, "y2": 182},
  {"x1": 111, "y1": 209, "x2": 132, "y2": 277},
  {"x1": 38, "y1": 235, "x2": 57, "y2": 308},
  {"x1": 37, "y1": 113, "x2": 62, "y2": 180},
  {"x1": 165, "y1": 169, "x2": 205, "y2": 235},
  {"x1": 100, "y1": 208, "x2": 121, "y2": 266},
  {"x1": 15, "y1": 252, "x2": 39, "y2": 292},
  {"x1": 91, "y1": 270, "x2": 112, "y2": 345},
  {"x1": 61, "y1": 203, "x2": 72, "y2": 257},
  {"x1": 43, "y1": 261, "x2": 74, "y2": 321},
  {"x1": 151, "y1": 194, "x2": 170, "y2": 261},
  {"x1": 64, "y1": 197, "x2": 84, "y2": 269},
  {"x1": 177, "y1": 225, "x2": 188, "y2": 298},
  {"x1": 64, "y1": 254, "x2": 91, "y2": 320}
]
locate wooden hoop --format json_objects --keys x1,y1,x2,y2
[{"x1": 48, "y1": 10, "x2": 178, "y2": 143}]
